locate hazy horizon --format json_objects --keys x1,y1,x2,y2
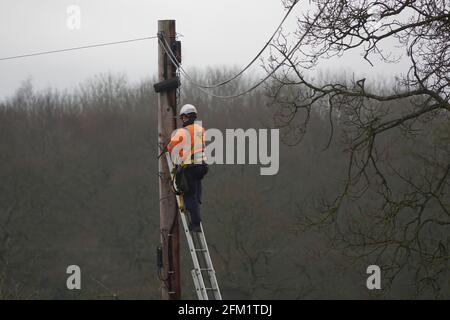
[{"x1": 0, "y1": 0, "x2": 410, "y2": 102}]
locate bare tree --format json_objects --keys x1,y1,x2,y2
[{"x1": 266, "y1": 0, "x2": 450, "y2": 297}]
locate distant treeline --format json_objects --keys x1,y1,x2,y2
[{"x1": 0, "y1": 69, "x2": 448, "y2": 299}]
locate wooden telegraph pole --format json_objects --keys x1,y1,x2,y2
[{"x1": 156, "y1": 20, "x2": 181, "y2": 300}]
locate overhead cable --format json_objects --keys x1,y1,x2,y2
[
  {"x1": 159, "y1": 0, "x2": 330, "y2": 99},
  {"x1": 177, "y1": 0, "x2": 300, "y2": 89},
  {"x1": 0, "y1": 36, "x2": 158, "y2": 61}
]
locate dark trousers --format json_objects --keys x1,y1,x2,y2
[{"x1": 183, "y1": 163, "x2": 208, "y2": 226}]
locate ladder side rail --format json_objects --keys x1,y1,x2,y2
[
  {"x1": 198, "y1": 224, "x2": 222, "y2": 300},
  {"x1": 191, "y1": 270, "x2": 205, "y2": 300}
]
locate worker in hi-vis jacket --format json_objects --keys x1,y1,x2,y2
[{"x1": 166, "y1": 104, "x2": 208, "y2": 232}]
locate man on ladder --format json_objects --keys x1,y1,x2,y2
[
  {"x1": 164, "y1": 104, "x2": 222, "y2": 300},
  {"x1": 166, "y1": 104, "x2": 208, "y2": 233}
]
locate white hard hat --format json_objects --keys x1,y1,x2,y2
[{"x1": 179, "y1": 104, "x2": 197, "y2": 116}]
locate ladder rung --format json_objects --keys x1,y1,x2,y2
[
  {"x1": 205, "y1": 287, "x2": 219, "y2": 291},
  {"x1": 194, "y1": 249, "x2": 207, "y2": 252},
  {"x1": 199, "y1": 268, "x2": 214, "y2": 271}
]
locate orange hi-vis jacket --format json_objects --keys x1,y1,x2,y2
[{"x1": 166, "y1": 122, "x2": 206, "y2": 165}]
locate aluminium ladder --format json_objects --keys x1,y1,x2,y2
[{"x1": 165, "y1": 153, "x2": 222, "y2": 300}]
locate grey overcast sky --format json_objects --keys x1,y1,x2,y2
[{"x1": 0, "y1": 0, "x2": 410, "y2": 100}]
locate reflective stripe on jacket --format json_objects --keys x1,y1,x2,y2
[{"x1": 167, "y1": 122, "x2": 206, "y2": 164}]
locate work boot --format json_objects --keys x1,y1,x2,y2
[{"x1": 188, "y1": 223, "x2": 201, "y2": 233}]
